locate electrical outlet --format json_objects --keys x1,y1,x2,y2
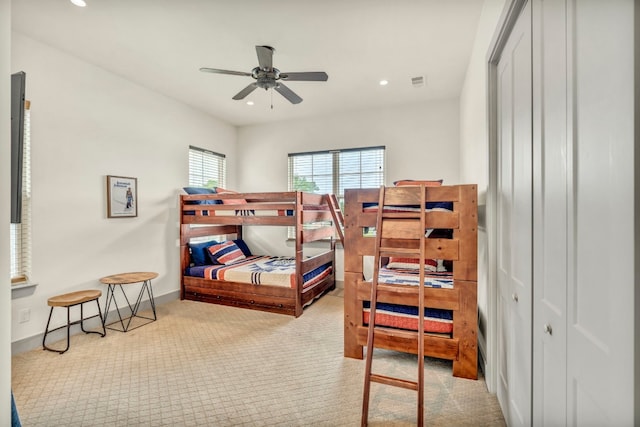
[{"x1": 19, "y1": 308, "x2": 30, "y2": 323}]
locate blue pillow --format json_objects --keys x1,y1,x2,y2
[
  {"x1": 188, "y1": 240, "x2": 218, "y2": 266},
  {"x1": 233, "y1": 239, "x2": 252, "y2": 257},
  {"x1": 183, "y1": 187, "x2": 222, "y2": 205}
]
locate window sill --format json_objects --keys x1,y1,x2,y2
[{"x1": 11, "y1": 282, "x2": 38, "y2": 299}]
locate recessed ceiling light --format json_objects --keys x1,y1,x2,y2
[
  {"x1": 246, "y1": 101, "x2": 254, "y2": 106},
  {"x1": 70, "y1": 0, "x2": 87, "y2": 7},
  {"x1": 379, "y1": 80, "x2": 389, "y2": 86}
]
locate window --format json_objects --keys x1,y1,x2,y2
[
  {"x1": 288, "y1": 146, "x2": 385, "y2": 206},
  {"x1": 288, "y1": 146, "x2": 385, "y2": 238},
  {"x1": 11, "y1": 103, "x2": 31, "y2": 284},
  {"x1": 189, "y1": 145, "x2": 226, "y2": 188}
]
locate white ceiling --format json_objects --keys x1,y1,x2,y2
[{"x1": 11, "y1": 0, "x2": 485, "y2": 127}]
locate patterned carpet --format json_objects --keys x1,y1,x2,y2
[{"x1": 11, "y1": 292, "x2": 505, "y2": 426}]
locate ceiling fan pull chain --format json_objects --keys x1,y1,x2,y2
[{"x1": 271, "y1": 89, "x2": 274, "y2": 110}]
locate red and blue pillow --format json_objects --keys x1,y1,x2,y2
[{"x1": 208, "y1": 241, "x2": 247, "y2": 265}]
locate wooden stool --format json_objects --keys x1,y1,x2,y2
[{"x1": 43, "y1": 290, "x2": 106, "y2": 354}]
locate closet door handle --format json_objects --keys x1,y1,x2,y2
[
  {"x1": 543, "y1": 324, "x2": 553, "y2": 335},
  {"x1": 512, "y1": 293, "x2": 519, "y2": 302}
]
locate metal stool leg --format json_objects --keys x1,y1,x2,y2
[
  {"x1": 79, "y1": 299, "x2": 106, "y2": 337},
  {"x1": 42, "y1": 306, "x2": 71, "y2": 354}
]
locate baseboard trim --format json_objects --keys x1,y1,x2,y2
[{"x1": 11, "y1": 290, "x2": 181, "y2": 355}]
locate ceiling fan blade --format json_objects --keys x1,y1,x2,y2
[
  {"x1": 274, "y1": 83, "x2": 303, "y2": 104},
  {"x1": 256, "y1": 45, "x2": 274, "y2": 71},
  {"x1": 280, "y1": 71, "x2": 329, "y2": 82},
  {"x1": 200, "y1": 67, "x2": 252, "y2": 77},
  {"x1": 232, "y1": 83, "x2": 258, "y2": 100}
]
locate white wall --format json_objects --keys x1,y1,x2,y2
[
  {"x1": 2, "y1": 0, "x2": 13, "y2": 423},
  {"x1": 10, "y1": 33, "x2": 237, "y2": 345},
  {"x1": 458, "y1": 0, "x2": 506, "y2": 370},
  {"x1": 237, "y1": 99, "x2": 461, "y2": 279},
  {"x1": 238, "y1": 100, "x2": 461, "y2": 191}
]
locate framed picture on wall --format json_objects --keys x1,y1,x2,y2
[{"x1": 106, "y1": 175, "x2": 137, "y2": 218}]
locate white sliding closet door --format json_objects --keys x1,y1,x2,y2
[
  {"x1": 496, "y1": 2, "x2": 532, "y2": 425},
  {"x1": 531, "y1": 0, "x2": 568, "y2": 424},
  {"x1": 566, "y1": 0, "x2": 635, "y2": 424}
]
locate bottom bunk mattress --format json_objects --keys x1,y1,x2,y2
[
  {"x1": 185, "y1": 255, "x2": 332, "y2": 289},
  {"x1": 363, "y1": 266, "x2": 454, "y2": 335}
]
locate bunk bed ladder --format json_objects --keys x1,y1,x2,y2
[
  {"x1": 362, "y1": 184, "x2": 427, "y2": 427},
  {"x1": 325, "y1": 193, "x2": 345, "y2": 246}
]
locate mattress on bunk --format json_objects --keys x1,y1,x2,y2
[
  {"x1": 363, "y1": 266, "x2": 454, "y2": 334},
  {"x1": 185, "y1": 255, "x2": 332, "y2": 289},
  {"x1": 363, "y1": 302, "x2": 453, "y2": 334},
  {"x1": 362, "y1": 201, "x2": 453, "y2": 213},
  {"x1": 377, "y1": 266, "x2": 453, "y2": 289}
]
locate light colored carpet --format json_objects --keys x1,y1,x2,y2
[{"x1": 12, "y1": 292, "x2": 506, "y2": 426}]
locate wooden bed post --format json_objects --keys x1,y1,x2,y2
[
  {"x1": 452, "y1": 184, "x2": 478, "y2": 379},
  {"x1": 452, "y1": 279, "x2": 478, "y2": 379},
  {"x1": 344, "y1": 189, "x2": 365, "y2": 359},
  {"x1": 179, "y1": 221, "x2": 190, "y2": 300},
  {"x1": 294, "y1": 191, "x2": 304, "y2": 317}
]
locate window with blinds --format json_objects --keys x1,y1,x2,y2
[
  {"x1": 288, "y1": 146, "x2": 385, "y2": 203},
  {"x1": 189, "y1": 145, "x2": 226, "y2": 188},
  {"x1": 287, "y1": 146, "x2": 385, "y2": 237},
  {"x1": 11, "y1": 104, "x2": 31, "y2": 284}
]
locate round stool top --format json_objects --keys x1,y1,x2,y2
[
  {"x1": 99, "y1": 272, "x2": 158, "y2": 285},
  {"x1": 48, "y1": 289, "x2": 102, "y2": 307}
]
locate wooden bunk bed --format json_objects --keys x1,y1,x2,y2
[
  {"x1": 343, "y1": 184, "x2": 478, "y2": 379},
  {"x1": 180, "y1": 191, "x2": 338, "y2": 317}
]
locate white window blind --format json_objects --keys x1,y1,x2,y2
[
  {"x1": 288, "y1": 146, "x2": 385, "y2": 202},
  {"x1": 189, "y1": 145, "x2": 226, "y2": 188},
  {"x1": 288, "y1": 146, "x2": 385, "y2": 237},
  {"x1": 11, "y1": 104, "x2": 31, "y2": 283}
]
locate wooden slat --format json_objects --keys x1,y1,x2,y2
[
  {"x1": 370, "y1": 374, "x2": 418, "y2": 391},
  {"x1": 380, "y1": 219, "x2": 423, "y2": 239},
  {"x1": 381, "y1": 187, "x2": 423, "y2": 205},
  {"x1": 187, "y1": 215, "x2": 294, "y2": 226},
  {"x1": 355, "y1": 281, "x2": 460, "y2": 310},
  {"x1": 300, "y1": 250, "x2": 334, "y2": 271},
  {"x1": 301, "y1": 211, "x2": 333, "y2": 223},
  {"x1": 182, "y1": 224, "x2": 239, "y2": 239},
  {"x1": 355, "y1": 326, "x2": 460, "y2": 360},
  {"x1": 301, "y1": 192, "x2": 326, "y2": 205},
  {"x1": 325, "y1": 194, "x2": 345, "y2": 246},
  {"x1": 302, "y1": 226, "x2": 335, "y2": 242}
]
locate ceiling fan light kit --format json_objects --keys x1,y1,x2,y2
[{"x1": 200, "y1": 45, "x2": 328, "y2": 105}]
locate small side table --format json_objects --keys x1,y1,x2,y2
[{"x1": 99, "y1": 272, "x2": 158, "y2": 332}]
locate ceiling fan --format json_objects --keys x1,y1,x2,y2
[{"x1": 200, "y1": 45, "x2": 328, "y2": 105}]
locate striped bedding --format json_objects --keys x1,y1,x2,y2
[
  {"x1": 364, "y1": 266, "x2": 454, "y2": 334},
  {"x1": 185, "y1": 255, "x2": 332, "y2": 289},
  {"x1": 184, "y1": 209, "x2": 294, "y2": 217},
  {"x1": 362, "y1": 201, "x2": 453, "y2": 213}
]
